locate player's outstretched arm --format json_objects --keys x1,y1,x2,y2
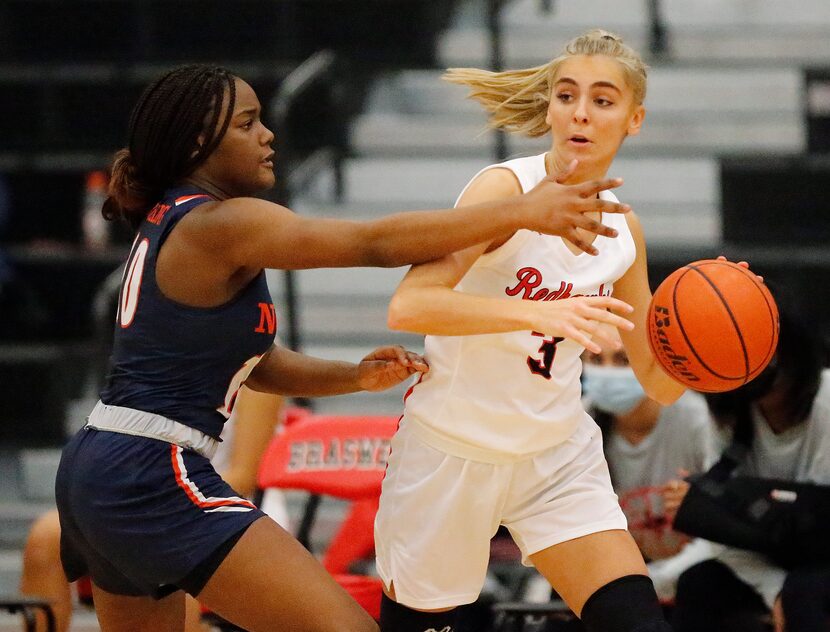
[
  {"x1": 187, "y1": 163, "x2": 628, "y2": 272},
  {"x1": 388, "y1": 168, "x2": 633, "y2": 354},
  {"x1": 613, "y1": 212, "x2": 686, "y2": 404},
  {"x1": 244, "y1": 344, "x2": 427, "y2": 397}
]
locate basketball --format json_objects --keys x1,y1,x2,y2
[{"x1": 647, "y1": 259, "x2": 779, "y2": 392}]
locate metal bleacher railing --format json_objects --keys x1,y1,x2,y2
[{"x1": 268, "y1": 49, "x2": 346, "y2": 358}]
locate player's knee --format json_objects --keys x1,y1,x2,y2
[
  {"x1": 379, "y1": 593, "x2": 458, "y2": 632},
  {"x1": 23, "y1": 511, "x2": 62, "y2": 570},
  {"x1": 580, "y1": 574, "x2": 671, "y2": 632}
]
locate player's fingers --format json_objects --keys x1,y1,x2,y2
[
  {"x1": 583, "y1": 307, "x2": 635, "y2": 331},
  {"x1": 385, "y1": 361, "x2": 410, "y2": 381},
  {"x1": 572, "y1": 214, "x2": 619, "y2": 239},
  {"x1": 372, "y1": 345, "x2": 409, "y2": 365},
  {"x1": 552, "y1": 158, "x2": 578, "y2": 183},
  {"x1": 393, "y1": 345, "x2": 410, "y2": 365},
  {"x1": 582, "y1": 295, "x2": 634, "y2": 315},
  {"x1": 717, "y1": 254, "x2": 750, "y2": 268},
  {"x1": 577, "y1": 177, "x2": 624, "y2": 198},
  {"x1": 581, "y1": 198, "x2": 631, "y2": 215},
  {"x1": 568, "y1": 326, "x2": 602, "y2": 354},
  {"x1": 718, "y1": 255, "x2": 764, "y2": 282},
  {"x1": 586, "y1": 322, "x2": 623, "y2": 350},
  {"x1": 736, "y1": 261, "x2": 764, "y2": 281},
  {"x1": 405, "y1": 351, "x2": 429, "y2": 372},
  {"x1": 563, "y1": 229, "x2": 598, "y2": 256}
]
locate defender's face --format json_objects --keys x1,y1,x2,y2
[
  {"x1": 546, "y1": 55, "x2": 644, "y2": 178},
  {"x1": 199, "y1": 78, "x2": 276, "y2": 196}
]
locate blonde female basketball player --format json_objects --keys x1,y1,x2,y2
[{"x1": 376, "y1": 30, "x2": 686, "y2": 632}]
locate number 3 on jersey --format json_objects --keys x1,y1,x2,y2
[
  {"x1": 117, "y1": 237, "x2": 150, "y2": 328},
  {"x1": 527, "y1": 332, "x2": 563, "y2": 379}
]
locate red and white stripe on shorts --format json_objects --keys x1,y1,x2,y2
[{"x1": 170, "y1": 445, "x2": 256, "y2": 513}]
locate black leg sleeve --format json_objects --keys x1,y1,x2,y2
[
  {"x1": 580, "y1": 574, "x2": 672, "y2": 632},
  {"x1": 379, "y1": 593, "x2": 459, "y2": 632}
]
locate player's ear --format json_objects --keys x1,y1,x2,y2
[
  {"x1": 626, "y1": 104, "x2": 645, "y2": 137},
  {"x1": 191, "y1": 133, "x2": 206, "y2": 159}
]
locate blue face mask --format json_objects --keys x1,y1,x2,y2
[{"x1": 582, "y1": 364, "x2": 646, "y2": 415}]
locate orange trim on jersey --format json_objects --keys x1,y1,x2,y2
[
  {"x1": 174, "y1": 194, "x2": 213, "y2": 206},
  {"x1": 170, "y1": 445, "x2": 256, "y2": 511}
]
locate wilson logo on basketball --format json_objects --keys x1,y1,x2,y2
[
  {"x1": 647, "y1": 259, "x2": 779, "y2": 393},
  {"x1": 649, "y1": 305, "x2": 700, "y2": 383},
  {"x1": 287, "y1": 438, "x2": 391, "y2": 472}
]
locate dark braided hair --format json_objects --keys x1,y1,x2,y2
[{"x1": 103, "y1": 65, "x2": 237, "y2": 229}]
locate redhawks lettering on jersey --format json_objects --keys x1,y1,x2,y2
[
  {"x1": 287, "y1": 437, "x2": 392, "y2": 472},
  {"x1": 505, "y1": 267, "x2": 610, "y2": 301},
  {"x1": 254, "y1": 302, "x2": 277, "y2": 334}
]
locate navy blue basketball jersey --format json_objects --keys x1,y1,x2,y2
[{"x1": 100, "y1": 185, "x2": 276, "y2": 438}]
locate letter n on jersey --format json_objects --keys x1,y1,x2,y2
[{"x1": 255, "y1": 302, "x2": 277, "y2": 334}]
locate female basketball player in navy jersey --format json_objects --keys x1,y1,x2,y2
[
  {"x1": 54, "y1": 64, "x2": 633, "y2": 632},
  {"x1": 376, "y1": 30, "x2": 686, "y2": 632}
]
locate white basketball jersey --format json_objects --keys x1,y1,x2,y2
[{"x1": 404, "y1": 153, "x2": 637, "y2": 462}]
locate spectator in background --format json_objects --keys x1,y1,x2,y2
[
  {"x1": 581, "y1": 333, "x2": 716, "y2": 603},
  {"x1": 19, "y1": 386, "x2": 286, "y2": 632},
  {"x1": 671, "y1": 291, "x2": 830, "y2": 632}
]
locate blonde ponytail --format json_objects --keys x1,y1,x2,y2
[{"x1": 444, "y1": 28, "x2": 648, "y2": 138}]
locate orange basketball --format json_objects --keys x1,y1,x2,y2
[{"x1": 647, "y1": 259, "x2": 779, "y2": 393}]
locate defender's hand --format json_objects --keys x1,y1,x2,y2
[
  {"x1": 357, "y1": 345, "x2": 428, "y2": 392},
  {"x1": 523, "y1": 159, "x2": 630, "y2": 256}
]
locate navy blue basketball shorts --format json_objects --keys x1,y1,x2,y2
[{"x1": 55, "y1": 427, "x2": 266, "y2": 599}]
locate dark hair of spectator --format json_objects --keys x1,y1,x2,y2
[
  {"x1": 102, "y1": 65, "x2": 237, "y2": 229},
  {"x1": 706, "y1": 282, "x2": 828, "y2": 432}
]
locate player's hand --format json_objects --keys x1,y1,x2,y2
[
  {"x1": 357, "y1": 345, "x2": 428, "y2": 392},
  {"x1": 522, "y1": 159, "x2": 630, "y2": 256},
  {"x1": 717, "y1": 255, "x2": 764, "y2": 282},
  {"x1": 530, "y1": 295, "x2": 634, "y2": 354}
]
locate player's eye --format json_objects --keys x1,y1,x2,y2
[{"x1": 556, "y1": 92, "x2": 574, "y2": 103}]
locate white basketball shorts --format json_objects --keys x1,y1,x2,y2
[{"x1": 374, "y1": 416, "x2": 627, "y2": 610}]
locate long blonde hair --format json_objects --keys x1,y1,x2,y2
[{"x1": 444, "y1": 29, "x2": 648, "y2": 138}]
